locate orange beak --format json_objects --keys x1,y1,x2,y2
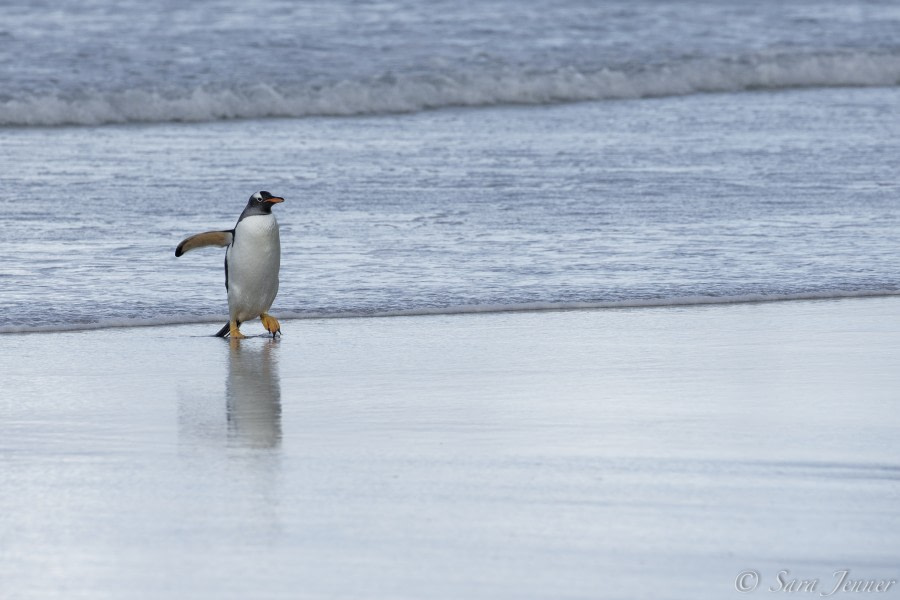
[{"x1": 266, "y1": 196, "x2": 284, "y2": 204}]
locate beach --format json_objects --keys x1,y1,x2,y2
[
  {"x1": 2, "y1": 296, "x2": 899, "y2": 599},
  {"x1": 3, "y1": 0, "x2": 900, "y2": 597}
]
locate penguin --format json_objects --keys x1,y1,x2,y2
[{"x1": 175, "y1": 191, "x2": 284, "y2": 339}]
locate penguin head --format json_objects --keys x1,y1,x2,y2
[{"x1": 240, "y1": 190, "x2": 284, "y2": 218}]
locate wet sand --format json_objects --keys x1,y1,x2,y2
[{"x1": 2, "y1": 297, "x2": 899, "y2": 599}]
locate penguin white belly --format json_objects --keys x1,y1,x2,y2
[{"x1": 226, "y1": 214, "x2": 280, "y2": 323}]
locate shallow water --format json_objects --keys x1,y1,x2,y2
[{"x1": 2, "y1": 86, "x2": 900, "y2": 332}]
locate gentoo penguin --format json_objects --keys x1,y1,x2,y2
[{"x1": 175, "y1": 191, "x2": 284, "y2": 339}]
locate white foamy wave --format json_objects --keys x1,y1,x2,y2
[
  {"x1": 3, "y1": 289, "x2": 898, "y2": 335},
  {"x1": 2, "y1": 50, "x2": 899, "y2": 126}
]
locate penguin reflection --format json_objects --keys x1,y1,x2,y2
[{"x1": 227, "y1": 339, "x2": 282, "y2": 448}]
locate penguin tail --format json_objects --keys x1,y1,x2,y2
[{"x1": 214, "y1": 322, "x2": 230, "y2": 337}]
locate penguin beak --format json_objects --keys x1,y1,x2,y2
[{"x1": 266, "y1": 196, "x2": 284, "y2": 204}]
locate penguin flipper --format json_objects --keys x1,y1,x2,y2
[
  {"x1": 214, "y1": 322, "x2": 230, "y2": 337},
  {"x1": 175, "y1": 230, "x2": 234, "y2": 257}
]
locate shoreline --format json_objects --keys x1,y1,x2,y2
[{"x1": 4, "y1": 288, "x2": 900, "y2": 336}]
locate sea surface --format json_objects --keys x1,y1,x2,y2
[{"x1": 1, "y1": 0, "x2": 899, "y2": 332}]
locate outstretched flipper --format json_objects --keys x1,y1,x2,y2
[
  {"x1": 261, "y1": 313, "x2": 281, "y2": 338},
  {"x1": 175, "y1": 230, "x2": 234, "y2": 257}
]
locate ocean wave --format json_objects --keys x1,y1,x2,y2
[
  {"x1": 3, "y1": 289, "x2": 898, "y2": 335},
  {"x1": 3, "y1": 50, "x2": 899, "y2": 127}
]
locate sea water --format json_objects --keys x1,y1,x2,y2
[{"x1": 1, "y1": 0, "x2": 899, "y2": 332}]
